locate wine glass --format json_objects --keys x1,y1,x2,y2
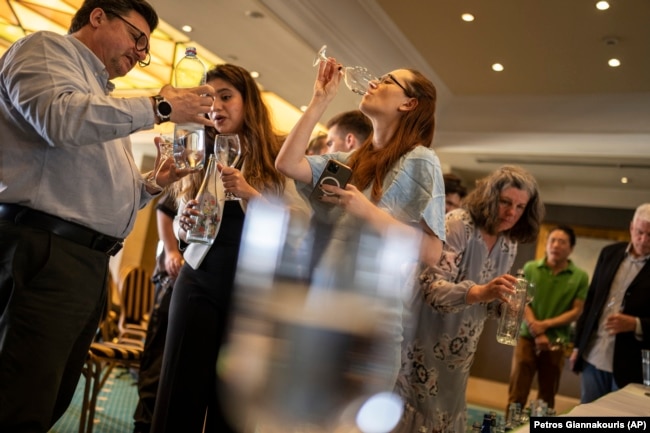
[
  {"x1": 150, "y1": 134, "x2": 174, "y2": 184},
  {"x1": 313, "y1": 45, "x2": 377, "y2": 96},
  {"x1": 214, "y1": 133, "x2": 242, "y2": 200}
]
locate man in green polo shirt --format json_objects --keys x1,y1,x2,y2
[{"x1": 507, "y1": 225, "x2": 589, "y2": 412}]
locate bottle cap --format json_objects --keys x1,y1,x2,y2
[{"x1": 185, "y1": 46, "x2": 197, "y2": 56}]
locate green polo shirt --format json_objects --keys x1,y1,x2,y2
[{"x1": 519, "y1": 257, "x2": 590, "y2": 343}]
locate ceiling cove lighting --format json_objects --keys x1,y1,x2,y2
[{"x1": 0, "y1": 0, "x2": 313, "y2": 134}]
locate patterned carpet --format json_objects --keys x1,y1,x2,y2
[
  {"x1": 49, "y1": 369, "x2": 502, "y2": 433},
  {"x1": 49, "y1": 367, "x2": 138, "y2": 433}
]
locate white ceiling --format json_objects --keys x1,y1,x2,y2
[{"x1": 147, "y1": 0, "x2": 650, "y2": 210}]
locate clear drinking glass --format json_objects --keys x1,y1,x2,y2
[
  {"x1": 313, "y1": 45, "x2": 377, "y2": 96},
  {"x1": 214, "y1": 133, "x2": 242, "y2": 201},
  {"x1": 218, "y1": 199, "x2": 421, "y2": 433},
  {"x1": 151, "y1": 134, "x2": 174, "y2": 181},
  {"x1": 173, "y1": 125, "x2": 206, "y2": 170},
  {"x1": 642, "y1": 349, "x2": 650, "y2": 388}
]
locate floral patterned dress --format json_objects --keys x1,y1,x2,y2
[{"x1": 393, "y1": 208, "x2": 518, "y2": 433}]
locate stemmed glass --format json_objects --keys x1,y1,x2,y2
[
  {"x1": 313, "y1": 45, "x2": 377, "y2": 96},
  {"x1": 214, "y1": 133, "x2": 242, "y2": 201},
  {"x1": 150, "y1": 134, "x2": 174, "y2": 184}
]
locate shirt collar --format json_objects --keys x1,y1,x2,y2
[
  {"x1": 625, "y1": 243, "x2": 650, "y2": 262},
  {"x1": 539, "y1": 256, "x2": 574, "y2": 273}
]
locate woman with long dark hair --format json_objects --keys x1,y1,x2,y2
[{"x1": 151, "y1": 64, "x2": 309, "y2": 433}]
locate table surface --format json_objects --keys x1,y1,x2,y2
[
  {"x1": 565, "y1": 383, "x2": 650, "y2": 417},
  {"x1": 513, "y1": 383, "x2": 650, "y2": 432}
]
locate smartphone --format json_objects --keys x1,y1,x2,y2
[{"x1": 309, "y1": 159, "x2": 353, "y2": 202}]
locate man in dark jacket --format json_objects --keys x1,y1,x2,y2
[{"x1": 570, "y1": 203, "x2": 650, "y2": 403}]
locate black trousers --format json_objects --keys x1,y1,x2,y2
[
  {"x1": 133, "y1": 274, "x2": 174, "y2": 433},
  {"x1": 0, "y1": 221, "x2": 108, "y2": 433},
  {"x1": 150, "y1": 257, "x2": 238, "y2": 433}
]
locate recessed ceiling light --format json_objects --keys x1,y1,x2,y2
[
  {"x1": 245, "y1": 10, "x2": 265, "y2": 19},
  {"x1": 300, "y1": 105, "x2": 307, "y2": 112},
  {"x1": 596, "y1": 1, "x2": 610, "y2": 11},
  {"x1": 181, "y1": 25, "x2": 193, "y2": 33},
  {"x1": 250, "y1": 71, "x2": 260, "y2": 78},
  {"x1": 608, "y1": 58, "x2": 621, "y2": 67},
  {"x1": 492, "y1": 63, "x2": 504, "y2": 72},
  {"x1": 621, "y1": 176, "x2": 628, "y2": 184},
  {"x1": 461, "y1": 13, "x2": 475, "y2": 22}
]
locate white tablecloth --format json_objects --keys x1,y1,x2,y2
[
  {"x1": 565, "y1": 383, "x2": 649, "y2": 416},
  {"x1": 514, "y1": 384, "x2": 650, "y2": 432}
]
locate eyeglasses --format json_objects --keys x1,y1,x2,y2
[
  {"x1": 385, "y1": 73, "x2": 412, "y2": 97},
  {"x1": 378, "y1": 73, "x2": 412, "y2": 97},
  {"x1": 111, "y1": 13, "x2": 151, "y2": 67}
]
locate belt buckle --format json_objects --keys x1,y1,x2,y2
[{"x1": 105, "y1": 241, "x2": 124, "y2": 256}]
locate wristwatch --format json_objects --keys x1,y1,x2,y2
[{"x1": 153, "y1": 95, "x2": 172, "y2": 123}]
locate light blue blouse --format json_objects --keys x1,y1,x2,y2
[
  {"x1": 394, "y1": 208, "x2": 518, "y2": 433},
  {"x1": 298, "y1": 146, "x2": 446, "y2": 389},
  {"x1": 302, "y1": 146, "x2": 446, "y2": 242}
]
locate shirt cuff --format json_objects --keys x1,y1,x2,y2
[
  {"x1": 635, "y1": 317, "x2": 643, "y2": 340},
  {"x1": 143, "y1": 170, "x2": 163, "y2": 194}
]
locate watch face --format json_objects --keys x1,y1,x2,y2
[{"x1": 158, "y1": 100, "x2": 172, "y2": 117}]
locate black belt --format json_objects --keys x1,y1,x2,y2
[{"x1": 0, "y1": 203, "x2": 123, "y2": 256}]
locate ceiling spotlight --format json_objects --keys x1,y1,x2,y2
[
  {"x1": 461, "y1": 13, "x2": 475, "y2": 22},
  {"x1": 491, "y1": 63, "x2": 504, "y2": 72},
  {"x1": 620, "y1": 176, "x2": 628, "y2": 184},
  {"x1": 250, "y1": 71, "x2": 260, "y2": 78},
  {"x1": 596, "y1": 1, "x2": 610, "y2": 11},
  {"x1": 608, "y1": 58, "x2": 621, "y2": 67},
  {"x1": 300, "y1": 105, "x2": 308, "y2": 112},
  {"x1": 181, "y1": 25, "x2": 193, "y2": 33}
]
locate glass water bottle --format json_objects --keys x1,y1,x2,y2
[
  {"x1": 173, "y1": 46, "x2": 207, "y2": 170},
  {"x1": 496, "y1": 270, "x2": 529, "y2": 345},
  {"x1": 186, "y1": 155, "x2": 219, "y2": 245}
]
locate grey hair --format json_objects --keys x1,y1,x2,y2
[{"x1": 633, "y1": 203, "x2": 650, "y2": 224}]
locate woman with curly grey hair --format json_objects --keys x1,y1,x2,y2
[{"x1": 393, "y1": 165, "x2": 545, "y2": 433}]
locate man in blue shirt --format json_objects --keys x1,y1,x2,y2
[{"x1": 0, "y1": 1, "x2": 215, "y2": 431}]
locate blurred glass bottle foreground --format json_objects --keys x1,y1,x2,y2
[{"x1": 217, "y1": 199, "x2": 422, "y2": 433}]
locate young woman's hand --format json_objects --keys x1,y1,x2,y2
[{"x1": 218, "y1": 163, "x2": 260, "y2": 200}]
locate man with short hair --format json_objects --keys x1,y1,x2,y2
[
  {"x1": 325, "y1": 109, "x2": 372, "y2": 152},
  {"x1": 306, "y1": 134, "x2": 328, "y2": 155},
  {"x1": 570, "y1": 203, "x2": 650, "y2": 403},
  {"x1": 0, "y1": 0, "x2": 214, "y2": 430},
  {"x1": 507, "y1": 225, "x2": 589, "y2": 411},
  {"x1": 443, "y1": 173, "x2": 467, "y2": 213}
]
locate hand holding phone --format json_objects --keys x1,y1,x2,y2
[{"x1": 309, "y1": 160, "x2": 353, "y2": 202}]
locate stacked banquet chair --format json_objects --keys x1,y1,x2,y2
[{"x1": 78, "y1": 265, "x2": 155, "y2": 433}]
